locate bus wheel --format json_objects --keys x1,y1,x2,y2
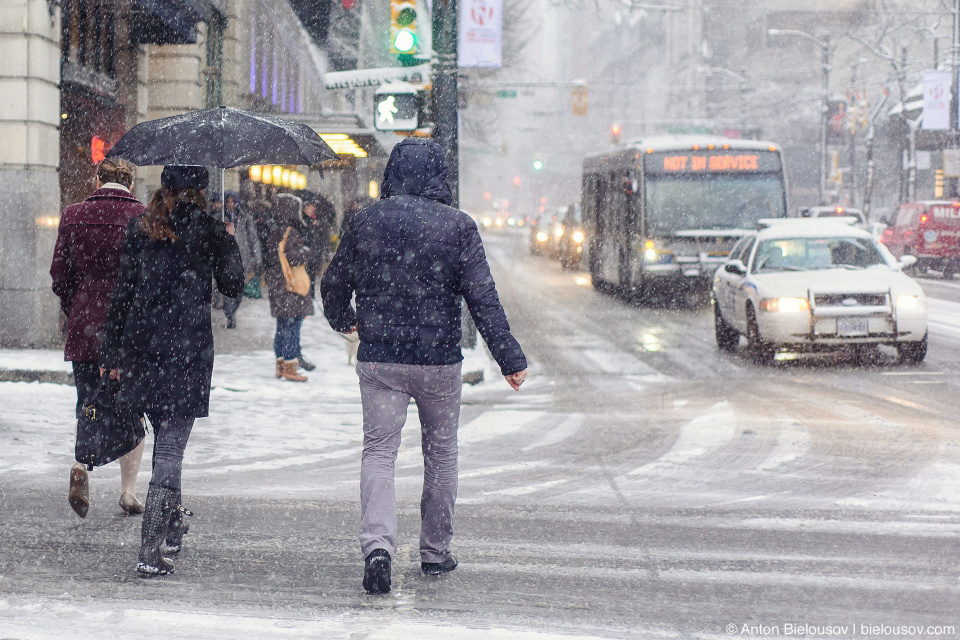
[{"x1": 746, "y1": 306, "x2": 775, "y2": 365}]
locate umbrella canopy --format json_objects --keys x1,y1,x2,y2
[{"x1": 106, "y1": 106, "x2": 339, "y2": 170}]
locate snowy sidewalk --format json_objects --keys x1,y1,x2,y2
[{"x1": 0, "y1": 296, "x2": 499, "y2": 492}]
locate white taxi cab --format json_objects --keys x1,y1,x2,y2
[{"x1": 712, "y1": 218, "x2": 927, "y2": 364}]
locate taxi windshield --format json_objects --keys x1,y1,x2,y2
[{"x1": 752, "y1": 237, "x2": 887, "y2": 273}]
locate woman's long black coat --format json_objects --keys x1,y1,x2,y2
[{"x1": 99, "y1": 202, "x2": 244, "y2": 418}]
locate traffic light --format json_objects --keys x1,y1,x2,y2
[
  {"x1": 390, "y1": 1, "x2": 419, "y2": 56},
  {"x1": 610, "y1": 124, "x2": 622, "y2": 146},
  {"x1": 533, "y1": 159, "x2": 543, "y2": 171},
  {"x1": 572, "y1": 81, "x2": 588, "y2": 116}
]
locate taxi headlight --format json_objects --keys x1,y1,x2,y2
[
  {"x1": 759, "y1": 297, "x2": 810, "y2": 313},
  {"x1": 572, "y1": 231, "x2": 584, "y2": 243},
  {"x1": 897, "y1": 295, "x2": 922, "y2": 310},
  {"x1": 536, "y1": 231, "x2": 549, "y2": 242}
]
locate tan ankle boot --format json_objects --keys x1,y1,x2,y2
[
  {"x1": 275, "y1": 357, "x2": 284, "y2": 378},
  {"x1": 281, "y1": 359, "x2": 308, "y2": 382}
]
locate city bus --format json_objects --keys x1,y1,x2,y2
[{"x1": 581, "y1": 135, "x2": 787, "y2": 297}]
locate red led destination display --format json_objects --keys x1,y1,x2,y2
[{"x1": 645, "y1": 150, "x2": 781, "y2": 175}]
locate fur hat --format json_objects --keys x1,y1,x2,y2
[{"x1": 161, "y1": 165, "x2": 209, "y2": 190}]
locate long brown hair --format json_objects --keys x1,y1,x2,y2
[{"x1": 140, "y1": 187, "x2": 206, "y2": 241}]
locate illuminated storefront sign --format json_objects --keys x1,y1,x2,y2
[{"x1": 646, "y1": 150, "x2": 780, "y2": 175}]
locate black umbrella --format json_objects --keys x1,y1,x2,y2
[{"x1": 107, "y1": 106, "x2": 339, "y2": 169}]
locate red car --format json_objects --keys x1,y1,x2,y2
[{"x1": 880, "y1": 200, "x2": 960, "y2": 277}]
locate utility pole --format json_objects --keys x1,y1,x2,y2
[
  {"x1": 432, "y1": 0, "x2": 475, "y2": 349},
  {"x1": 820, "y1": 34, "x2": 831, "y2": 205},
  {"x1": 950, "y1": 0, "x2": 960, "y2": 197},
  {"x1": 768, "y1": 29, "x2": 830, "y2": 203},
  {"x1": 432, "y1": 0, "x2": 459, "y2": 208}
]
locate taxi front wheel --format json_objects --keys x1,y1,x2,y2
[
  {"x1": 897, "y1": 334, "x2": 927, "y2": 365},
  {"x1": 746, "y1": 306, "x2": 775, "y2": 365},
  {"x1": 714, "y1": 302, "x2": 739, "y2": 352}
]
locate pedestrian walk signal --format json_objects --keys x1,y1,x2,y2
[
  {"x1": 390, "y1": 0, "x2": 419, "y2": 55},
  {"x1": 374, "y1": 82, "x2": 420, "y2": 131}
]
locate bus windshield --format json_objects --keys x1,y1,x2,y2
[{"x1": 645, "y1": 173, "x2": 786, "y2": 234}]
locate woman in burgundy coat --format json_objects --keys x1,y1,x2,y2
[{"x1": 51, "y1": 159, "x2": 147, "y2": 519}]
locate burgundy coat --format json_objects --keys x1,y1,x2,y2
[{"x1": 51, "y1": 187, "x2": 146, "y2": 362}]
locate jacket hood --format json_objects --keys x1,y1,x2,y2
[
  {"x1": 273, "y1": 193, "x2": 304, "y2": 227},
  {"x1": 380, "y1": 138, "x2": 453, "y2": 206}
]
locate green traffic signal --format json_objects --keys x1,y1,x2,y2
[
  {"x1": 394, "y1": 29, "x2": 417, "y2": 54},
  {"x1": 533, "y1": 160, "x2": 543, "y2": 171}
]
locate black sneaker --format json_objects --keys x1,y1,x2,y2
[
  {"x1": 421, "y1": 555, "x2": 458, "y2": 576},
  {"x1": 363, "y1": 549, "x2": 391, "y2": 594},
  {"x1": 298, "y1": 355, "x2": 316, "y2": 371}
]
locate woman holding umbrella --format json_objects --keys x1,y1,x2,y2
[{"x1": 99, "y1": 165, "x2": 244, "y2": 576}]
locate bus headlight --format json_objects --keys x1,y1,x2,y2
[
  {"x1": 572, "y1": 231, "x2": 584, "y2": 243},
  {"x1": 759, "y1": 297, "x2": 810, "y2": 313},
  {"x1": 536, "y1": 231, "x2": 549, "y2": 242}
]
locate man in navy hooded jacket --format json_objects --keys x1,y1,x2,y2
[{"x1": 321, "y1": 138, "x2": 527, "y2": 594}]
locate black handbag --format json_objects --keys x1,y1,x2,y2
[{"x1": 75, "y1": 373, "x2": 146, "y2": 470}]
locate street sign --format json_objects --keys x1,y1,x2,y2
[
  {"x1": 374, "y1": 81, "x2": 420, "y2": 131},
  {"x1": 324, "y1": 64, "x2": 430, "y2": 90},
  {"x1": 459, "y1": 0, "x2": 503, "y2": 68},
  {"x1": 922, "y1": 70, "x2": 951, "y2": 131},
  {"x1": 495, "y1": 90, "x2": 517, "y2": 98}
]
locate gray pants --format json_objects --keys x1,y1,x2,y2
[{"x1": 357, "y1": 361, "x2": 462, "y2": 562}]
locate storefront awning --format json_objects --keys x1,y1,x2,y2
[{"x1": 285, "y1": 112, "x2": 389, "y2": 161}]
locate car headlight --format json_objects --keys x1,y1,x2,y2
[
  {"x1": 759, "y1": 297, "x2": 810, "y2": 313},
  {"x1": 555, "y1": 226, "x2": 564, "y2": 237},
  {"x1": 644, "y1": 248, "x2": 657, "y2": 261},
  {"x1": 897, "y1": 295, "x2": 922, "y2": 309},
  {"x1": 572, "y1": 231, "x2": 584, "y2": 243},
  {"x1": 482, "y1": 218, "x2": 492, "y2": 227},
  {"x1": 536, "y1": 231, "x2": 548, "y2": 242}
]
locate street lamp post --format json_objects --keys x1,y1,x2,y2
[
  {"x1": 698, "y1": 66, "x2": 748, "y2": 131},
  {"x1": 769, "y1": 29, "x2": 831, "y2": 204}
]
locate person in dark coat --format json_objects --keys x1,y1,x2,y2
[
  {"x1": 301, "y1": 192, "x2": 336, "y2": 284},
  {"x1": 99, "y1": 165, "x2": 243, "y2": 576},
  {"x1": 51, "y1": 158, "x2": 148, "y2": 519},
  {"x1": 220, "y1": 190, "x2": 262, "y2": 328},
  {"x1": 320, "y1": 138, "x2": 528, "y2": 594},
  {"x1": 264, "y1": 193, "x2": 315, "y2": 382}
]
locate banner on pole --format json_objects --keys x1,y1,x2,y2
[
  {"x1": 922, "y1": 70, "x2": 951, "y2": 130},
  {"x1": 459, "y1": 0, "x2": 503, "y2": 68}
]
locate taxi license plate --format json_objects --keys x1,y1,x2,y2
[{"x1": 837, "y1": 318, "x2": 869, "y2": 336}]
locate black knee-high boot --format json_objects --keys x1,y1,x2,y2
[
  {"x1": 164, "y1": 489, "x2": 192, "y2": 553},
  {"x1": 137, "y1": 483, "x2": 177, "y2": 576}
]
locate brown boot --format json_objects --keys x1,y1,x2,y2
[
  {"x1": 281, "y1": 359, "x2": 308, "y2": 382},
  {"x1": 69, "y1": 462, "x2": 89, "y2": 518},
  {"x1": 275, "y1": 357, "x2": 284, "y2": 379}
]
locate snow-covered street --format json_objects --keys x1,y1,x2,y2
[{"x1": 2, "y1": 231, "x2": 959, "y2": 639}]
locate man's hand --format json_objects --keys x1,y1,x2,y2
[
  {"x1": 99, "y1": 367, "x2": 120, "y2": 381},
  {"x1": 225, "y1": 222, "x2": 236, "y2": 236},
  {"x1": 504, "y1": 370, "x2": 527, "y2": 391}
]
